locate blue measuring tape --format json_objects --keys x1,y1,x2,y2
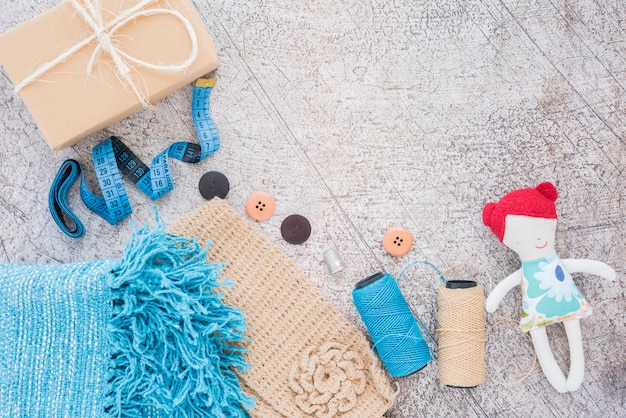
[{"x1": 49, "y1": 78, "x2": 220, "y2": 238}]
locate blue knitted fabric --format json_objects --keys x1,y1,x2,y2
[
  {"x1": 0, "y1": 260, "x2": 114, "y2": 417},
  {"x1": 0, "y1": 224, "x2": 254, "y2": 417}
]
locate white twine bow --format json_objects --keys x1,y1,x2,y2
[{"x1": 14, "y1": 0, "x2": 199, "y2": 107}]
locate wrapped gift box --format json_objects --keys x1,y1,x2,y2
[{"x1": 0, "y1": 0, "x2": 220, "y2": 150}]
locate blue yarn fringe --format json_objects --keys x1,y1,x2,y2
[{"x1": 105, "y1": 222, "x2": 255, "y2": 417}]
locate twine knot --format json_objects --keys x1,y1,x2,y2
[
  {"x1": 14, "y1": 0, "x2": 199, "y2": 108},
  {"x1": 289, "y1": 342, "x2": 366, "y2": 418},
  {"x1": 94, "y1": 29, "x2": 113, "y2": 56}
]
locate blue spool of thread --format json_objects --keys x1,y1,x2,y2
[{"x1": 352, "y1": 272, "x2": 431, "y2": 378}]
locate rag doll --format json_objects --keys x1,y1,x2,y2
[{"x1": 482, "y1": 182, "x2": 615, "y2": 392}]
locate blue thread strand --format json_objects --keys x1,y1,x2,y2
[
  {"x1": 397, "y1": 260, "x2": 445, "y2": 285},
  {"x1": 352, "y1": 273, "x2": 431, "y2": 377},
  {"x1": 395, "y1": 259, "x2": 445, "y2": 353}
]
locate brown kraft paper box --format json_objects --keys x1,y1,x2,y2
[{"x1": 0, "y1": 0, "x2": 220, "y2": 151}]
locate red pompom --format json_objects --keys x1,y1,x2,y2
[
  {"x1": 535, "y1": 182, "x2": 558, "y2": 202},
  {"x1": 482, "y1": 203, "x2": 496, "y2": 227}
]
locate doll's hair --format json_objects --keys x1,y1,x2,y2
[{"x1": 482, "y1": 182, "x2": 558, "y2": 242}]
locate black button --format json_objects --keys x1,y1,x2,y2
[
  {"x1": 198, "y1": 171, "x2": 229, "y2": 200},
  {"x1": 281, "y1": 214, "x2": 311, "y2": 245}
]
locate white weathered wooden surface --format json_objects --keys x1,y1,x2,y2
[{"x1": 1, "y1": 0, "x2": 624, "y2": 416}]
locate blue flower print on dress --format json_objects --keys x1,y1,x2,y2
[
  {"x1": 519, "y1": 253, "x2": 592, "y2": 332},
  {"x1": 535, "y1": 257, "x2": 581, "y2": 315}
]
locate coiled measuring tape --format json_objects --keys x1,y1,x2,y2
[{"x1": 49, "y1": 78, "x2": 220, "y2": 238}]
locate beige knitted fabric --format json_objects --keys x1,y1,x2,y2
[{"x1": 168, "y1": 198, "x2": 395, "y2": 418}]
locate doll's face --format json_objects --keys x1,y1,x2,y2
[{"x1": 502, "y1": 215, "x2": 557, "y2": 260}]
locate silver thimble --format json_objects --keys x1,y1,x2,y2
[{"x1": 323, "y1": 247, "x2": 346, "y2": 274}]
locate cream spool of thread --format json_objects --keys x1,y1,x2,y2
[{"x1": 437, "y1": 280, "x2": 486, "y2": 387}]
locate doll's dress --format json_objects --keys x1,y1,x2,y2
[{"x1": 519, "y1": 252, "x2": 592, "y2": 332}]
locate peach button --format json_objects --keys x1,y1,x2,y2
[
  {"x1": 382, "y1": 227, "x2": 413, "y2": 257},
  {"x1": 245, "y1": 191, "x2": 276, "y2": 221}
]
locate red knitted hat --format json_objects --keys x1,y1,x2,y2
[{"x1": 482, "y1": 182, "x2": 558, "y2": 242}]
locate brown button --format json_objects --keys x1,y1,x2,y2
[
  {"x1": 382, "y1": 227, "x2": 413, "y2": 257},
  {"x1": 281, "y1": 214, "x2": 311, "y2": 245},
  {"x1": 245, "y1": 191, "x2": 276, "y2": 221}
]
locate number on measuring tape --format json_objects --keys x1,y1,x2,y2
[{"x1": 49, "y1": 78, "x2": 220, "y2": 238}]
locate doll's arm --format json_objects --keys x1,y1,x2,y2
[
  {"x1": 485, "y1": 268, "x2": 522, "y2": 313},
  {"x1": 561, "y1": 259, "x2": 616, "y2": 281}
]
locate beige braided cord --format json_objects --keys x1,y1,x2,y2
[
  {"x1": 168, "y1": 199, "x2": 395, "y2": 418},
  {"x1": 437, "y1": 285, "x2": 486, "y2": 387}
]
